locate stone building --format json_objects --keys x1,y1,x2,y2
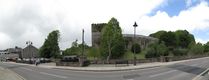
[
  {"x1": 123, "y1": 34, "x2": 157, "y2": 49},
  {"x1": 91, "y1": 23, "x2": 107, "y2": 48},
  {"x1": 0, "y1": 46, "x2": 22, "y2": 61},
  {"x1": 91, "y1": 23, "x2": 158, "y2": 49},
  {"x1": 22, "y1": 45, "x2": 39, "y2": 59}
]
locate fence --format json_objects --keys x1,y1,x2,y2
[{"x1": 89, "y1": 55, "x2": 209, "y2": 65}]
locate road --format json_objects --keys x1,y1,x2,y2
[{"x1": 0, "y1": 58, "x2": 209, "y2": 80}]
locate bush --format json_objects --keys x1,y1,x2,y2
[
  {"x1": 131, "y1": 43, "x2": 141, "y2": 54},
  {"x1": 189, "y1": 43, "x2": 204, "y2": 55},
  {"x1": 82, "y1": 60, "x2": 91, "y2": 67},
  {"x1": 173, "y1": 48, "x2": 188, "y2": 56},
  {"x1": 145, "y1": 48, "x2": 159, "y2": 58},
  {"x1": 145, "y1": 42, "x2": 168, "y2": 58}
]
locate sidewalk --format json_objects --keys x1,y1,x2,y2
[
  {"x1": 7, "y1": 57, "x2": 209, "y2": 72},
  {"x1": 40, "y1": 62, "x2": 165, "y2": 71},
  {"x1": 0, "y1": 67, "x2": 25, "y2": 80}
]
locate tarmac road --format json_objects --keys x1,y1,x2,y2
[{"x1": 0, "y1": 57, "x2": 209, "y2": 80}]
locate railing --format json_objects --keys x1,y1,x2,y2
[{"x1": 88, "y1": 55, "x2": 209, "y2": 65}]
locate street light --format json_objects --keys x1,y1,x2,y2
[
  {"x1": 81, "y1": 29, "x2": 85, "y2": 66},
  {"x1": 133, "y1": 22, "x2": 138, "y2": 66}
]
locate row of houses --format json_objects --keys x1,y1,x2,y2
[{"x1": 0, "y1": 44, "x2": 38, "y2": 61}]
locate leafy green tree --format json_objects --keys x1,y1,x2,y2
[
  {"x1": 63, "y1": 40, "x2": 90, "y2": 56},
  {"x1": 63, "y1": 45, "x2": 80, "y2": 56},
  {"x1": 145, "y1": 42, "x2": 168, "y2": 58},
  {"x1": 173, "y1": 48, "x2": 188, "y2": 56},
  {"x1": 149, "y1": 30, "x2": 195, "y2": 57},
  {"x1": 39, "y1": 30, "x2": 60, "y2": 58},
  {"x1": 100, "y1": 18, "x2": 125, "y2": 61},
  {"x1": 131, "y1": 43, "x2": 141, "y2": 54},
  {"x1": 204, "y1": 42, "x2": 209, "y2": 53},
  {"x1": 150, "y1": 30, "x2": 195, "y2": 49},
  {"x1": 87, "y1": 47, "x2": 100, "y2": 60},
  {"x1": 175, "y1": 30, "x2": 195, "y2": 48},
  {"x1": 150, "y1": 31, "x2": 177, "y2": 48},
  {"x1": 157, "y1": 42, "x2": 169, "y2": 56},
  {"x1": 145, "y1": 48, "x2": 157, "y2": 58},
  {"x1": 149, "y1": 30, "x2": 167, "y2": 39},
  {"x1": 64, "y1": 40, "x2": 80, "y2": 56},
  {"x1": 72, "y1": 39, "x2": 78, "y2": 47},
  {"x1": 189, "y1": 43, "x2": 204, "y2": 55},
  {"x1": 160, "y1": 31, "x2": 177, "y2": 48}
]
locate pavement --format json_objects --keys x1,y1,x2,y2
[
  {"x1": 0, "y1": 65, "x2": 25, "y2": 80},
  {"x1": 7, "y1": 57, "x2": 209, "y2": 71},
  {"x1": 0, "y1": 57, "x2": 209, "y2": 80}
]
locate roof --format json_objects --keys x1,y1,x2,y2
[
  {"x1": 23, "y1": 45, "x2": 38, "y2": 50},
  {"x1": 123, "y1": 34, "x2": 158, "y2": 40}
]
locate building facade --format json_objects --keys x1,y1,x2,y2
[
  {"x1": 0, "y1": 47, "x2": 22, "y2": 61},
  {"x1": 22, "y1": 45, "x2": 39, "y2": 59},
  {"x1": 91, "y1": 23, "x2": 107, "y2": 48},
  {"x1": 91, "y1": 23, "x2": 158, "y2": 49},
  {"x1": 0, "y1": 45, "x2": 39, "y2": 61},
  {"x1": 123, "y1": 34, "x2": 157, "y2": 49}
]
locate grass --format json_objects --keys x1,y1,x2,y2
[
  {"x1": 123, "y1": 50, "x2": 145, "y2": 60},
  {"x1": 86, "y1": 50, "x2": 146, "y2": 60}
]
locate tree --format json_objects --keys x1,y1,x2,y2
[
  {"x1": 204, "y1": 42, "x2": 209, "y2": 53},
  {"x1": 145, "y1": 42, "x2": 168, "y2": 58},
  {"x1": 157, "y1": 42, "x2": 169, "y2": 56},
  {"x1": 173, "y1": 48, "x2": 188, "y2": 56},
  {"x1": 72, "y1": 39, "x2": 78, "y2": 47},
  {"x1": 87, "y1": 47, "x2": 100, "y2": 60},
  {"x1": 189, "y1": 43, "x2": 204, "y2": 55},
  {"x1": 131, "y1": 43, "x2": 141, "y2": 54},
  {"x1": 63, "y1": 40, "x2": 79, "y2": 56},
  {"x1": 145, "y1": 47, "x2": 158, "y2": 58},
  {"x1": 175, "y1": 30, "x2": 195, "y2": 48},
  {"x1": 160, "y1": 31, "x2": 177, "y2": 48},
  {"x1": 150, "y1": 30, "x2": 195, "y2": 49},
  {"x1": 149, "y1": 30, "x2": 167, "y2": 39},
  {"x1": 63, "y1": 40, "x2": 90, "y2": 56},
  {"x1": 39, "y1": 30, "x2": 60, "y2": 58},
  {"x1": 100, "y1": 18, "x2": 125, "y2": 61},
  {"x1": 150, "y1": 31, "x2": 177, "y2": 48},
  {"x1": 149, "y1": 30, "x2": 196, "y2": 56}
]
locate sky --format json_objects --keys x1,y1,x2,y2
[{"x1": 0, "y1": 0, "x2": 209, "y2": 50}]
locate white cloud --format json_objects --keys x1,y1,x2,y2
[
  {"x1": 136, "y1": 1, "x2": 209, "y2": 37},
  {"x1": 0, "y1": 32, "x2": 13, "y2": 49},
  {"x1": 0, "y1": 0, "x2": 209, "y2": 49},
  {"x1": 186, "y1": 0, "x2": 193, "y2": 7},
  {"x1": 196, "y1": 38, "x2": 209, "y2": 44},
  {"x1": 0, "y1": 0, "x2": 164, "y2": 50}
]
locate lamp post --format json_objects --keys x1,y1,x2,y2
[
  {"x1": 81, "y1": 29, "x2": 85, "y2": 66},
  {"x1": 133, "y1": 22, "x2": 138, "y2": 66},
  {"x1": 82, "y1": 29, "x2": 84, "y2": 58}
]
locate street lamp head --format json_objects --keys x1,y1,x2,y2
[
  {"x1": 26, "y1": 41, "x2": 32, "y2": 45},
  {"x1": 133, "y1": 22, "x2": 138, "y2": 27}
]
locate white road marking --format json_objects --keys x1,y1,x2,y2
[
  {"x1": 40, "y1": 72, "x2": 68, "y2": 79},
  {"x1": 192, "y1": 68, "x2": 209, "y2": 80},
  {"x1": 21, "y1": 67, "x2": 68, "y2": 79},
  {"x1": 149, "y1": 70, "x2": 177, "y2": 78},
  {"x1": 21, "y1": 67, "x2": 33, "y2": 71},
  {"x1": 126, "y1": 79, "x2": 134, "y2": 80}
]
